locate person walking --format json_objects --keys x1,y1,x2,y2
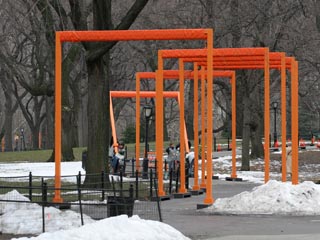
[
  {"x1": 286, "y1": 146, "x2": 292, "y2": 178},
  {"x1": 165, "y1": 143, "x2": 178, "y2": 179}
]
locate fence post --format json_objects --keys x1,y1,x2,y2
[
  {"x1": 185, "y1": 163, "x2": 189, "y2": 190},
  {"x1": 135, "y1": 170, "x2": 139, "y2": 199},
  {"x1": 175, "y1": 166, "x2": 179, "y2": 193},
  {"x1": 129, "y1": 184, "x2": 134, "y2": 199},
  {"x1": 29, "y1": 172, "x2": 32, "y2": 201},
  {"x1": 131, "y1": 158, "x2": 135, "y2": 177},
  {"x1": 101, "y1": 171, "x2": 105, "y2": 201},
  {"x1": 41, "y1": 178, "x2": 47, "y2": 203},
  {"x1": 169, "y1": 169, "x2": 173, "y2": 195},
  {"x1": 269, "y1": 134, "x2": 271, "y2": 148},
  {"x1": 153, "y1": 178, "x2": 162, "y2": 222},
  {"x1": 149, "y1": 169, "x2": 153, "y2": 198},
  {"x1": 77, "y1": 176, "x2": 84, "y2": 225},
  {"x1": 120, "y1": 171, "x2": 123, "y2": 195},
  {"x1": 41, "y1": 178, "x2": 47, "y2": 233},
  {"x1": 77, "y1": 171, "x2": 81, "y2": 189},
  {"x1": 155, "y1": 159, "x2": 158, "y2": 176}
]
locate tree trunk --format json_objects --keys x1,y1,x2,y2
[
  {"x1": 60, "y1": 46, "x2": 82, "y2": 161},
  {"x1": 186, "y1": 81, "x2": 194, "y2": 141},
  {"x1": 1, "y1": 71, "x2": 16, "y2": 152},
  {"x1": 4, "y1": 95, "x2": 13, "y2": 152},
  {"x1": 84, "y1": 55, "x2": 110, "y2": 186},
  {"x1": 250, "y1": 118, "x2": 264, "y2": 159},
  {"x1": 249, "y1": 78, "x2": 264, "y2": 159},
  {"x1": 45, "y1": 96, "x2": 54, "y2": 149},
  {"x1": 3, "y1": 114, "x2": 13, "y2": 152},
  {"x1": 31, "y1": 126, "x2": 40, "y2": 150},
  {"x1": 241, "y1": 97, "x2": 251, "y2": 171},
  {"x1": 250, "y1": 127, "x2": 264, "y2": 159},
  {"x1": 62, "y1": 110, "x2": 75, "y2": 161},
  {"x1": 316, "y1": 0, "x2": 320, "y2": 32}
]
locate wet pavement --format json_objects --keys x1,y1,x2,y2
[{"x1": 160, "y1": 180, "x2": 320, "y2": 240}]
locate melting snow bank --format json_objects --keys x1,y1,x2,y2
[
  {"x1": 13, "y1": 215, "x2": 191, "y2": 240},
  {"x1": 1, "y1": 191, "x2": 190, "y2": 240},
  {"x1": 0, "y1": 190, "x2": 94, "y2": 235},
  {"x1": 203, "y1": 180, "x2": 320, "y2": 215}
]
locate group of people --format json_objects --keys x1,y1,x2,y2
[
  {"x1": 165, "y1": 141, "x2": 194, "y2": 179},
  {"x1": 109, "y1": 140, "x2": 126, "y2": 174}
]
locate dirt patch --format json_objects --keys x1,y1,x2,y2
[
  {"x1": 270, "y1": 149, "x2": 320, "y2": 181},
  {"x1": 270, "y1": 149, "x2": 320, "y2": 164}
]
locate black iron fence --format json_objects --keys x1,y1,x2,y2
[{"x1": 0, "y1": 172, "x2": 162, "y2": 233}]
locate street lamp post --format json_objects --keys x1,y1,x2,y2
[
  {"x1": 142, "y1": 105, "x2": 153, "y2": 179},
  {"x1": 272, "y1": 102, "x2": 278, "y2": 147},
  {"x1": 20, "y1": 128, "x2": 25, "y2": 151}
]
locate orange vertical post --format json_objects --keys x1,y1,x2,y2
[
  {"x1": 200, "y1": 66, "x2": 206, "y2": 189},
  {"x1": 193, "y1": 63, "x2": 200, "y2": 191},
  {"x1": 280, "y1": 53, "x2": 287, "y2": 182},
  {"x1": 231, "y1": 72, "x2": 237, "y2": 179},
  {"x1": 156, "y1": 53, "x2": 165, "y2": 196},
  {"x1": 291, "y1": 60, "x2": 299, "y2": 185},
  {"x1": 53, "y1": 32, "x2": 63, "y2": 203},
  {"x1": 204, "y1": 29, "x2": 214, "y2": 204},
  {"x1": 179, "y1": 59, "x2": 187, "y2": 193},
  {"x1": 135, "y1": 73, "x2": 141, "y2": 171},
  {"x1": 264, "y1": 49, "x2": 270, "y2": 183}
]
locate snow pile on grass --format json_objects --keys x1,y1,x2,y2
[
  {"x1": 0, "y1": 190, "x2": 94, "y2": 234},
  {"x1": 13, "y1": 215, "x2": 190, "y2": 240}
]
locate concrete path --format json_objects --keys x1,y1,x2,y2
[{"x1": 160, "y1": 180, "x2": 320, "y2": 240}]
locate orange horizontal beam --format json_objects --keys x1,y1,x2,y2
[
  {"x1": 58, "y1": 29, "x2": 209, "y2": 42},
  {"x1": 195, "y1": 63, "x2": 292, "y2": 70},
  {"x1": 160, "y1": 48, "x2": 267, "y2": 58},
  {"x1": 182, "y1": 54, "x2": 293, "y2": 69},
  {"x1": 111, "y1": 91, "x2": 178, "y2": 98},
  {"x1": 160, "y1": 49, "x2": 295, "y2": 70},
  {"x1": 138, "y1": 70, "x2": 234, "y2": 80},
  {"x1": 138, "y1": 70, "x2": 193, "y2": 79}
]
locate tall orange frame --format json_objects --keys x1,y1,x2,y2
[
  {"x1": 160, "y1": 48, "x2": 299, "y2": 185},
  {"x1": 155, "y1": 50, "x2": 214, "y2": 203},
  {"x1": 135, "y1": 69, "x2": 236, "y2": 196},
  {"x1": 54, "y1": 29, "x2": 213, "y2": 202},
  {"x1": 183, "y1": 52, "x2": 298, "y2": 183},
  {"x1": 155, "y1": 48, "x2": 267, "y2": 204},
  {"x1": 135, "y1": 72, "x2": 191, "y2": 172},
  {"x1": 110, "y1": 91, "x2": 180, "y2": 154}
]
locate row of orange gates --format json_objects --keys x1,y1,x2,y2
[
  {"x1": 1, "y1": 133, "x2": 43, "y2": 152},
  {"x1": 214, "y1": 137, "x2": 320, "y2": 152},
  {"x1": 52, "y1": 28, "x2": 300, "y2": 206}
]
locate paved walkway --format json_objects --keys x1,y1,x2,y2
[{"x1": 160, "y1": 180, "x2": 320, "y2": 240}]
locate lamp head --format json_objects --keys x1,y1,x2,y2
[
  {"x1": 272, "y1": 101, "x2": 278, "y2": 109},
  {"x1": 144, "y1": 105, "x2": 153, "y2": 118}
]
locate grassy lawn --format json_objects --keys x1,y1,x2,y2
[
  {"x1": 0, "y1": 147, "x2": 86, "y2": 163},
  {"x1": 0, "y1": 138, "x2": 239, "y2": 163}
]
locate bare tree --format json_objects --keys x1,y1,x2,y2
[
  {"x1": 0, "y1": 68, "x2": 20, "y2": 151},
  {"x1": 65, "y1": 0, "x2": 150, "y2": 185}
]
